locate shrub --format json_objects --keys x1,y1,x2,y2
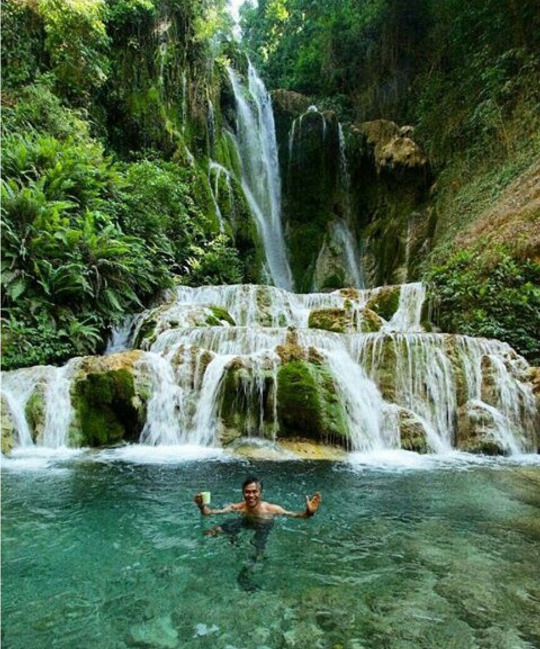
[{"x1": 426, "y1": 248, "x2": 540, "y2": 364}]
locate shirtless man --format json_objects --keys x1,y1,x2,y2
[
  {"x1": 194, "y1": 476, "x2": 321, "y2": 538},
  {"x1": 195, "y1": 476, "x2": 321, "y2": 591}
]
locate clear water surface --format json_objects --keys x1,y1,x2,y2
[{"x1": 2, "y1": 448, "x2": 540, "y2": 649}]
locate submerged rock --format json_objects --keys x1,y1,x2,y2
[{"x1": 128, "y1": 614, "x2": 178, "y2": 649}]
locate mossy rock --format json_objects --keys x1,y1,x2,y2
[
  {"x1": 358, "y1": 334, "x2": 400, "y2": 401},
  {"x1": 358, "y1": 308, "x2": 383, "y2": 333},
  {"x1": 24, "y1": 383, "x2": 47, "y2": 444},
  {"x1": 398, "y1": 408, "x2": 429, "y2": 453},
  {"x1": 276, "y1": 359, "x2": 348, "y2": 446},
  {"x1": 365, "y1": 286, "x2": 401, "y2": 321},
  {"x1": 456, "y1": 402, "x2": 506, "y2": 455},
  {"x1": 308, "y1": 308, "x2": 350, "y2": 333},
  {"x1": 218, "y1": 359, "x2": 277, "y2": 443},
  {"x1": 1, "y1": 394, "x2": 16, "y2": 456},
  {"x1": 72, "y1": 369, "x2": 141, "y2": 447}
]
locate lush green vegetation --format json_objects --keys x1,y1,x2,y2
[
  {"x1": 427, "y1": 249, "x2": 540, "y2": 364},
  {"x1": 2, "y1": 0, "x2": 540, "y2": 370},
  {"x1": 1, "y1": 0, "x2": 242, "y2": 370}
]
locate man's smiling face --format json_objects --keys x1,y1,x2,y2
[{"x1": 243, "y1": 481, "x2": 261, "y2": 509}]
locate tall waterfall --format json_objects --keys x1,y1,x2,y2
[
  {"x1": 335, "y1": 124, "x2": 364, "y2": 289},
  {"x1": 227, "y1": 63, "x2": 293, "y2": 290}
]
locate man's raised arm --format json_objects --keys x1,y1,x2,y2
[
  {"x1": 269, "y1": 492, "x2": 322, "y2": 519},
  {"x1": 194, "y1": 493, "x2": 239, "y2": 516}
]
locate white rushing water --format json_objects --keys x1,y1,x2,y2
[
  {"x1": 227, "y1": 63, "x2": 293, "y2": 290},
  {"x1": 334, "y1": 123, "x2": 364, "y2": 289},
  {"x1": 1, "y1": 282, "x2": 537, "y2": 455}
]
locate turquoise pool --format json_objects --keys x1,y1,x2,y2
[{"x1": 2, "y1": 448, "x2": 540, "y2": 649}]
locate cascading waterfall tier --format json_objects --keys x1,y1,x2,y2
[
  {"x1": 227, "y1": 63, "x2": 294, "y2": 290},
  {"x1": 3, "y1": 283, "x2": 537, "y2": 456}
]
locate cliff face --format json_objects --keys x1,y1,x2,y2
[{"x1": 272, "y1": 90, "x2": 433, "y2": 290}]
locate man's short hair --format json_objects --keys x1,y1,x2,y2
[{"x1": 242, "y1": 476, "x2": 262, "y2": 491}]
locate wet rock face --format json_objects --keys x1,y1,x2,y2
[
  {"x1": 218, "y1": 357, "x2": 278, "y2": 445},
  {"x1": 354, "y1": 119, "x2": 428, "y2": 172},
  {"x1": 308, "y1": 307, "x2": 383, "y2": 334},
  {"x1": 365, "y1": 286, "x2": 401, "y2": 321},
  {"x1": 456, "y1": 402, "x2": 506, "y2": 455},
  {"x1": 398, "y1": 408, "x2": 429, "y2": 453},
  {"x1": 24, "y1": 382, "x2": 48, "y2": 444},
  {"x1": 1, "y1": 394, "x2": 16, "y2": 455},
  {"x1": 70, "y1": 352, "x2": 146, "y2": 447},
  {"x1": 276, "y1": 359, "x2": 348, "y2": 446},
  {"x1": 133, "y1": 304, "x2": 236, "y2": 350}
]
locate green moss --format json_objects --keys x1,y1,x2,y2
[
  {"x1": 133, "y1": 316, "x2": 158, "y2": 349},
  {"x1": 72, "y1": 369, "x2": 140, "y2": 447},
  {"x1": 24, "y1": 387, "x2": 46, "y2": 443},
  {"x1": 308, "y1": 308, "x2": 349, "y2": 333},
  {"x1": 366, "y1": 287, "x2": 401, "y2": 321},
  {"x1": 359, "y1": 308, "x2": 383, "y2": 333},
  {"x1": 276, "y1": 360, "x2": 348, "y2": 446}
]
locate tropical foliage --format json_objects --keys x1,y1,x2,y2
[{"x1": 426, "y1": 249, "x2": 540, "y2": 364}]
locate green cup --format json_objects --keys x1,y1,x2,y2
[{"x1": 201, "y1": 491, "x2": 211, "y2": 505}]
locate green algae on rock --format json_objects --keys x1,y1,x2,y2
[
  {"x1": 277, "y1": 359, "x2": 349, "y2": 446},
  {"x1": 70, "y1": 352, "x2": 146, "y2": 447}
]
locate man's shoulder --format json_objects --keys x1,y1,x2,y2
[{"x1": 261, "y1": 501, "x2": 285, "y2": 513}]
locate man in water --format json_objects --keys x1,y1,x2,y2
[
  {"x1": 194, "y1": 476, "x2": 321, "y2": 590},
  {"x1": 194, "y1": 476, "x2": 321, "y2": 536}
]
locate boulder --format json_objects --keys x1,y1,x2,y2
[
  {"x1": 308, "y1": 307, "x2": 383, "y2": 334},
  {"x1": 70, "y1": 351, "x2": 146, "y2": 447},
  {"x1": 365, "y1": 286, "x2": 401, "y2": 321},
  {"x1": 271, "y1": 89, "x2": 312, "y2": 117},
  {"x1": 276, "y1": 358, "x2": 348, "y2": 446},
  {"x1": 1, "y1": 394, "x2": 16, "y2": 456},
  {"x1": 456, "y1": 401, "x2": 506, "y2": 455},
  {"x1": 352, "y1": 119, "x2": 428, "y2": 172},
  {"x1": 309, "y1": 308, "x2": 351, "y2": 334},
  {"x1": 24, "y1": 381, "x2": 48, "y2": 444},
  {"x1": 397, "y1": 408, "x2": 429, "y2": 453}
]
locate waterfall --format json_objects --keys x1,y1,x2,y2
[
  {"x1": 3, "y1": 282, "x2": 536, "y2": 455},
  {"x1": 227, "y1": 63, "x2": 293, "y2": 290},
  {"x1": 2, "y1": 361, "x2": 78, "y2": 448},
  {"x1": 106, "y1": 315, "x2": 137, "y2": 354},
  {"x1": 332, "y1": 124, "x2": 364, "y2": 289},
  {"x1": 332, "y1": 221, "x2": 364, "y2": 290},
  {"x1": 128, "y1": 284, "x2": 536, "y2": 452}
]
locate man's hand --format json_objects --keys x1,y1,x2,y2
[{"x1": 305, "y1": 492, "x2": 321, "y2": 516}]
